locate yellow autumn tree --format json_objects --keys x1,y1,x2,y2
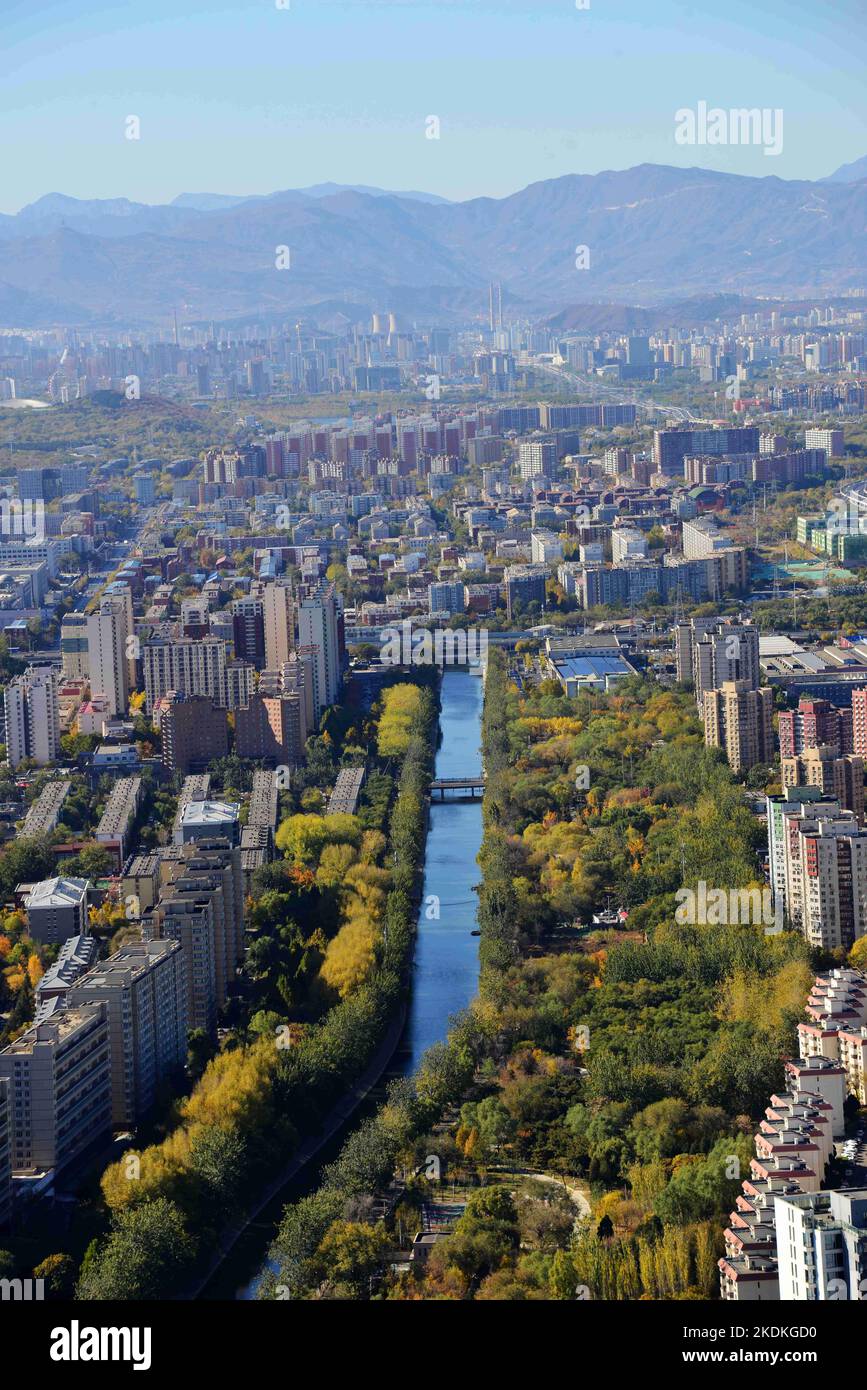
[
  {"x1": 376, "y1": 683, "x2": 423, "y2": 758},
  {"x1": 318, "y1": 862, "x2": 390, "y2": 998},
  {"x1": 849, "y1": 937, "x2": 867, "y2": 972},
  {"x1": 319, "y1": 915, "x2": 379, "y2": 998},
  {"x1": 102, "y1": 1036, "x2": 281, "y2": 1211},
  {"x1": 275, "y1": 812, "x2": 361, "y2": 865},
  {"x1": 718, "y1": 958, "x2": 813, "y2": 1031},
  {"x1": 315, "y1": 842, "x2": 358, "y2": 889}
]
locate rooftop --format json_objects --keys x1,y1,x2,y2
[
  {"x1": 552, "y1": 655, "x2": 633, "y2": 681},
  {"x1": 25, "y1": 876, "x2": 88, "y2": 910},
  {"x1": 180, "y1": 799, "x2": 240, "y2": 827}
]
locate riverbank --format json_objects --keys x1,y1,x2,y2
[
  {"x1": 193, "y1": 1000, "x2": 408, "y2": 1299},
  {"x1": 244, "y1": 669, "x2": 485, "y2": 1299},
  {"x1": 200, "y1": 669, "x2": 484, "y2": 1298}
]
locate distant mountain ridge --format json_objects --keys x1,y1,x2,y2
[
  {"x1": 823, "y1": 155, "x2": 867, "y2": 184},
  {"x1": 0, "y1": 164, "x2": 864, "y2": 327},
  {"x1": 7, "y1": 182, "x2": 451, "y2": 230}
]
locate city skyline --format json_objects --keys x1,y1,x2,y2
[{"x1": 2, "y1": 0, "x2": 866, "y2": 214}]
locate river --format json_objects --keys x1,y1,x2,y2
[
  {"x1": 211, "y1": 667, "x2": 484, "y2": 1299},
  {"x1": 400, "y1": 667, "x2": 483, "y2": 1070}
]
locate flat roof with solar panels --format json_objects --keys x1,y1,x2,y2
[
  {"x1": 247, "y1": 770, "x2": 278, "y2": 831},
  {"x1": 179, "y1": 799, "x2": 241, "y2": 846},
  {"x1": 327, "y1": 766, "x2": 366, "y2": 816},
  {"x1": 22, "y1": 780, "x2": 72, "y2": 837},
  {"x1": 172, "y1": 774, "x2": 211, "y2": 842}
]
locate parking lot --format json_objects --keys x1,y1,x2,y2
[{"x1": 835, "y1": 1119, "x2": 867, "y2": 1188}]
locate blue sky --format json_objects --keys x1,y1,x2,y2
[{"x1": 2, "y1": 0, "x2": 865, "y2": 212}]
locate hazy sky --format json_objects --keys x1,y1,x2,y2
[{"x1": 2, "y1": 0, "x2": 865, "y2": 212}]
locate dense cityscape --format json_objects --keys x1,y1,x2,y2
[{"x1": 2, "y1": 0, "x2": 867, "y2": 1371}]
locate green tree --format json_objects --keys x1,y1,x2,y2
[
  {"x1": 76, "y1": 1198, "x2": 197, "y2": 1300},
  {"x1": 311, "y1": 1220, "x2": 390, "y2": 1297},
  {"x1": 0, "y1": 836, "x2": 55, "y2": 900},
  {"x1": 549, "y1": 1248, "x2": 579, "y2": 1300},
  {"x1": 33, "y1": 1253, "x2": 76, "y2": 1299}
]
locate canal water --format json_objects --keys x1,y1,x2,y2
[
  {"x1": 218, "y1": 667, "x2": 484, "y2": 1299},
  {"x1": 400, "y1": 667, "x2": 483, "y2": 1070}
]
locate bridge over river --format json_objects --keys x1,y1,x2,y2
[{"x1": 430, "y1": 776, "x2": 486, "y2": 800}]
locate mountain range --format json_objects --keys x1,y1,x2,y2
[
  {"x1": 822, "y1": 155, "x2": 867, "y2": 184},
  {"x1": 0, "y1": 162, "x2": 864, "y2": 329}
]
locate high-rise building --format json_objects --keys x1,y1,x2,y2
[
  {"x1": 674, "y1": 617, "x2": 717, "y2": 685},
  {"x1": 68, "y1": 940, "x2": 187, "y2": 1126},
  {"x1": 260, "y1": 579, "x2": 295, "y2": 670},
  {"x1": 781, "y1": 749, "x2": 864, "y2": 821},
  {"x1": 518, "y1": 438, "x2": 558, "y2": 481},
  {"x1": 232, "y1": 597, "x2": 266, "y2": 669},
  {"x1": 235, "y1": 681, "x2": 305, "y2": 767},
  {"x1": 611, "y1": 527, "x2": 648, "y2": 564},
  {"x1": 134, "y1": 473, "x2": 156, "y2": 506},
  {"x1": 775, "y1": 1190, "x2": 867, "y2": 1300},
  {"x1": 101, "y1": 584, "x2": 137, "y2": 691},
  {"x1": 246, "y1": 358, "x2": 266, "y2": 396},
  {"x1": 778, "y1": 697, "x2": 853, "y2": 758},
  {"x1": 653, "y1": 426, "x2": 760, "y2": 474},
  {"x1": 428, "y1": 581, "x2": 465, "y2": 615},
  {"x1": 60, "y1": 613, "x2": 89, "y2": 680},
  {"x1": 142, "y1": 636, "x2": 252, "y2": 713},
  {"x1": 225, "y1": 658, "x2": 255, "y2": 711},
  {"x1": 201, "y1": 448, "x2": 240, "y2": 485},
  {"x1": 675, "y1": 620, "x2": 761, "y2": 708},
  {"x1": 626, "y1": 335, "x2": 652, "y2": 366},
  {"x1": 849, "y1": 688, "x2": 867, "y2": 759},
  {"x1": 805, "y1": 428, "x2": 844, "y2": 459},
  {"x1": 703, "y1": 680, "x2": 774, "y2": 774},
  {"x1": 86, "y1": 604, "x2": 129, "y2": 717},
  {"x1": 16, "y1": 466, "x2": 54, "y2": 503},
  {"x1": 681, "y1": 516, "x2": 738, "y2": 559},
  {"x1": 145, "y1": 836, "x2": 244, "y2": 1031},
  {"x1": 3, "y1": 666, "x2": 60, "y2": 767},
  {"x1": 538, "y1": 404, "x2": 587, "y2": 431},
  {"x1": 767, "y1": 788, "x2": 840, "y2": 909},
  {"x1": 163, "y1": 837, "x2": 244, "y2": 992},
  {"x1": 0, "y1": 1079, "x2": 11, "y2": 1228},
  {"x1": 0, "y1": 1005, "x2": 111, "y2": 1175},
  {"x1": 160, "y1": 692, "x2": 229, "y2": 775},
  {"x1": 297, "y1": 583, "x2": 341, "y2": 717},
  {"x1": 505, "y1": 565, "x2": 547, "y2": 620},
  {"x1": 143, "y1": 895, "x2": 217, "y2": 1035},
  {"x1": 783, "y1": 810, "x2": 867, "y2": 950},
  {"x1": 279, "y1": 651, "x2": 314, "y2": 741}
]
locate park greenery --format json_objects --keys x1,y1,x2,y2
[{"x1": 263, "y1": 652, "x2": 827, "y2": 1301}]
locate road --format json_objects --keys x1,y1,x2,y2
[
  {"x1": 513, "y1": 1169, "x2": 592, "y2": 1220},
  {"x1": 531, "y1": 359, "x2": 699, "y2": 422}
]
